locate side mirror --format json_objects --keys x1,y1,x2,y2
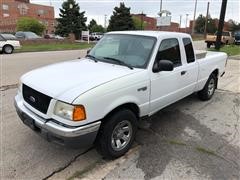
[{"x1": 153, "y1": 60, "x2": 174, "y2": 73}]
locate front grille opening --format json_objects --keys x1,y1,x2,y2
[{"x1": 22, "y1": 84, "x2": 52, "y2": 114}]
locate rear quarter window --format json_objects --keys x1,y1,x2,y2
[{"x1": 183, "y1": 38, "x2": 195, "y2": 63}]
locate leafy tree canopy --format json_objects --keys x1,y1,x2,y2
[
  {"x1": 55, "y1": 0, "x2": 87, "y2": 39},
  {"x1": 88, "y1": 19, "x2": 105, "y2": 33},
  {"x1": 132, "y1": 16, "x2": 147, "y2": 30},
  {"x1": 229, "y1": 20, "x2": 240, "y2": 32},
  {"x1": 195, "y1": 14, "x2": 217, "y2": 34},
  {"x1": 107, "y1": 3, "x2": 135, "y2": 31},
  {"x1": 17, "y1": 17, "x2": 45, "y2": 35}
]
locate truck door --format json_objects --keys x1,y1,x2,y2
[
  {"x1": 150, "y1": 38, "x2": 188, "y2": 114},
  {"x1": 181, "y1": 37, "x2": 199, "y2": 95}
]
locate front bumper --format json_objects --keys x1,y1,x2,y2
[{"x1": 14, "y1": 95, "x2": 101, "y2": 147}]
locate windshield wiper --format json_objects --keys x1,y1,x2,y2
[
  {"x1": 85, "y1": 54, "x2": 98, "y2": 62},
  {"x1": 102, "y1": 57, "x2": 133, "y2": 70}
]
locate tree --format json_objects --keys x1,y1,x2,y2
[
  {"x1": 195, "y1": 14, "x2": 217, "y2": 34},
  {"x1": 91, "y1": 24, "x2": 105, "y2": 33},
  {"x1": 88, "y1": 19, "x2": 105, "y2": 33},
  {"x1": 88, "y1": 19, "x2": 97, "y2": 31},
  {"x1": 107, "y1": 3, "x2": 135, "y2": 31},
  {"x1": 17, "y1": 17, "x2": 45, "y2": 35},
  {"x1": 132, "y1": 16, "x2": 147, "y2": 30},
  {"x1": 55, "y1": 0, "x2": 87, "y2": 39},
  {"x1": 229, "y1": 20, "x2": 240, "y2": 32}
]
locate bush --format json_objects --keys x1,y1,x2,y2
[{"x1": 17, "y1": 17, "x2": 46, "y2": 35}]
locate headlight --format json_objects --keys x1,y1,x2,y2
[{"x1": 54, "y1": 101, "x2": 86, "y2": 121}]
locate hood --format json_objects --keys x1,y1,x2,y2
[{"x1": 21, "y1": 58, "x2": 142, "y2": 103}]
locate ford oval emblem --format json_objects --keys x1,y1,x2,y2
[{"x1": 29, "y1": 96, "x2": 36, "y2": 103}]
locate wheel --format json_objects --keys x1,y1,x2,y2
[
  {"x1": 3, "y1": 45, "x2": 13, "y2": 54},
  {"x1": 198, "y1": 74, "x2": 217, "y2": 101},
  {"x1": 207, "y1": 42, "x2": 211, "y2": 48},
  {"x1": 95, "y1": 109, "x2": 137, "y2": 159}
]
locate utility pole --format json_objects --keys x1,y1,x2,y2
[
  {"x1": 160, "y1": 0, "x2": 163, "y2": 16},
  {"x1": 104, "y1": 14, "x2": 107, "y2": 29},
  {"x1": 215, "y1": 0, "x2": 228, "y2": 50},
  {"x1": 204, "y1": 2, "x2": 210, "y2": 38},
  {"x1": 185, "y1": 14, "x2": 189, "y2": 33},
  {"x1": 179, "y1": 15, "x2": 182, "y2": 32},
  {"x1": 192, "y1": 0, "x2": 198, "y2": 35}
]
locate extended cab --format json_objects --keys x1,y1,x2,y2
[{"x1": 15, "y1": 31, "x2": 227, "y2": 158}]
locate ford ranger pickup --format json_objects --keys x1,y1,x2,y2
[{"x1": 15, "y1": 31, "x2": 227, "y2": 158}]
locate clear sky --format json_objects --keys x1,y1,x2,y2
[{"x1": 31, "y1": 0, "x2": 240, "y2": 27}]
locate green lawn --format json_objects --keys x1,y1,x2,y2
[
  {"x1": 16, "y1": 42, "x2": 94, "y2": 53},
  {"x1": 208, "y1": 45, "x2": 240, "y2": 56}
]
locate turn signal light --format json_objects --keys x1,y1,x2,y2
[{"x1": 73, "y1": 105, "x2": 86, "y2": 121}]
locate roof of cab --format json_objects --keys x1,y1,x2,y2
[{"x1": 107, "y1": 31, "x2": 191, "y2": 39}]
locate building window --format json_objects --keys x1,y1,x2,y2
[
  {"x1": 18, "y1": 3, "x2": 29, "y2": 15},
  {"x1": 37, "y1": 9, "x2": 44, "y2": 16},
  {"x1": 2, "y1": 4, "x2": 9, "y2": 10}
]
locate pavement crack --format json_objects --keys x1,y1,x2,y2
[
  {"x1": 0, "y1": 84, "x2": 18, "y2": 91},
  {"x1": 42, "y1": 147, "x2": 94, "y2": 180}
]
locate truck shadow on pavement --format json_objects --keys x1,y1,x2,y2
[{"x1": 136, "y1": 92, "x2": 240, "y2": 180}]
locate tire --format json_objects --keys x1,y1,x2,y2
[
  {"x1": 3, "y1": 45, "x2": 13, "y2": 54},
  {"x1": 198, "y1": 73, "x2": 217, "y2": 101},
  {"x1": 95, "y1": 109, "x2": 137, "y2": 159},
  {"x1": 207, "y1": 42, "x2": 211, "y2": 48}
]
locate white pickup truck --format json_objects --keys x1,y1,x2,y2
[{"x1": 15, "y1": 31, "x2": 227, "y2": 158}]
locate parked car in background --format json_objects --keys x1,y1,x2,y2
[
  {"x1": 44, "y1": 34, "x2": 55, "y2": 39},
  {"x1": 15, "y1": 31, "x2": 42, "y2": 40},
  {"x1": 90, "y1": 32, "x2": 103, "y2": 41},
  {"x1": 205, "y1": 31, "x2": 234, "y2": 48},
  {"x1": 0, "y1": 33, "x2": 21, "y2": 54},
  {"x1": 15, "y1": 31, "x2": 227, "y2": 158},
  {"x1": 234, "y1": 31, "x2": 240, "y2": 45},
  {"x1": 44, "y1": 34, "x2": 65, "y2": 40}
]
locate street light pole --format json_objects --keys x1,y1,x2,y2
[
  {"x1": 192, "y1": 0, "x2": 198, "y2": 34},
  {"x1": 185, "y1": 14, "x2": 189, "y2": 33},
  {"x1": 160, "y1": 0, "x2": 163, "y2": 16},
  {"x1": 179, "y1": 15, "x2": 182, "y2": 32}
]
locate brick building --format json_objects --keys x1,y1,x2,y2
[
  {"x1": 132, "y1": 14, "x2": 180, "y2": 32},
  {"x1": 0, "y1": 0, "x2": 55, "y2": 34}
]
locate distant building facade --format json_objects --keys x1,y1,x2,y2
[
  {"x1": 132, "y1": 14, "x2": 180, "y2": 32},
  {"x1": 0, "y1": 0, "x2": 55, "y2": 34}
]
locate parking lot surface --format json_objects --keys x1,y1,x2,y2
[{"x1": 0, "y1": 45, "x2": 239, "y2": 179}]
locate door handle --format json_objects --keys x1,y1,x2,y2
[{"x1": 181, "y1": 71, "x2": 187, "y2": 75}]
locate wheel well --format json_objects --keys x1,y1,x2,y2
[
  {"x1": 212, "y1": 69, "x2": 219, "y2": 78},
  {"x1": 212, "y1": 69, "x2": 219, "y2": 88},
  {"x1": 103, "y1": 103, "x2": 140, "y2": 121}
]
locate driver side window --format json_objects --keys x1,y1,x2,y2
[{"x1": 156, "y1": 38, "x2": 181, "y2": 67}]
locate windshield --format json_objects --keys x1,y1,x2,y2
[
  {"x1": 1, "y1": 34, "x2": 17, "y2": 40},
  {"x1": 25, "y1": 32, "x2": 40, "y2": 39},
  {"x1": 215, "y1": 31, "x2": 230, "y2": 36},
  {"x1": 89, "y1": 34, "x2": 156, "y2": 69}
]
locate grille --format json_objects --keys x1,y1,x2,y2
[{"x1": 22, "y1": 84, "x2": 51, "y2": 114}]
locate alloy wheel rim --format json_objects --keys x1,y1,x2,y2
[
  {"x1": 5, "y1": 46, "x2": 12, "y2": 53},
  {"x1": 111, "y1": 120, "x2": 132, "y2": 151},
  {"x1": 208, "y1": 78, "x2": 215, "y2": 96}
]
